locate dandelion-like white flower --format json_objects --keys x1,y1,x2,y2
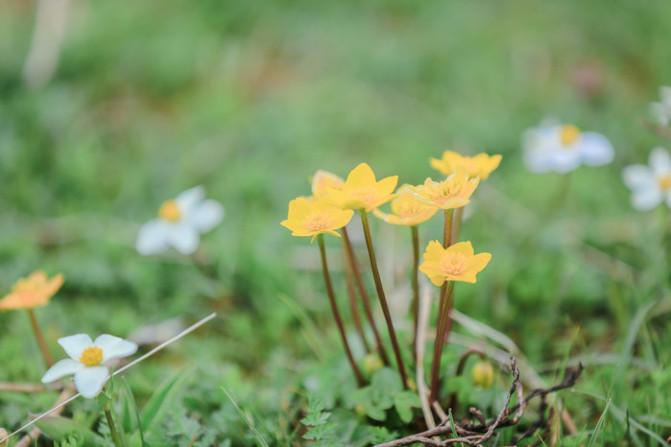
[
  {"x1": 136, "y1": 186, "x2": 224, "y2": 256},
  {"x1": 650, "y1": 86, "x2": 671, "y2": 127},
  {"x1": 41, "y1": 334, "x2": 138, "y2": 398},
  {"x1": 523, "y1": 122, "x2": 614, "y2": 174},
  {"x1": 623, "y1": 147, "x2": 671, "y2": 211}
]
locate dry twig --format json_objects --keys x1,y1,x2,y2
[{"x1": 375, "y1": 360, "x2": 583, "y2": 447}]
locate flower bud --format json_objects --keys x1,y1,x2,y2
[
  {"x1": 471, "y1": 361, "x2": 494, "y2": 389},
  {"x1": 362, "y1": 353, "x2": 383, "y2": 375}
]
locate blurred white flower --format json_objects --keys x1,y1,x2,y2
[
  {"x1": 523, "y1": 122, "x2": 614, "y2": 174},
  {"x1": 650, "y1": 86, "x2": 671, "y2": 127},
  {"x1": 623, "y1": 147, "x2": 671, "y2": 211},
  {"x1": 136, "y1": 186, "x2": 224, "y2": 256},
  {"x1": 42, "y1": 334, "x2": 137, "y2": 398}
]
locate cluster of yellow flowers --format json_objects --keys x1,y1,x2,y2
[
  {"x1": 281, "y1": 150, "x2": 501, "y2": 398},
  {"x1": 282, "y1": 151, "x2": 499, "y2": 285}
]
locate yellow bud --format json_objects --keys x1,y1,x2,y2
[
  {"x1": 406, "y1": 377, "x2": 417, "y2": 391},
  {"x1": 355, "y1": 404, "x2": 366, "y2": 416},
  {"x1": 471, "y1": 361, "x2": 494, "y2": 389},
  {"x1": 362, "y1": 353, "x2": 383, "y2": 375}
]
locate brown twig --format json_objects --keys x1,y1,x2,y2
[
  {"x1": 0, "y1": 382, "x2": 50, "y2": 393},
  {"x1": 375, "y1": 360, "x2": 583, "y2": 447},
  {"x1": 416, "y1": 284, "x2": 436, "y2": 429}
]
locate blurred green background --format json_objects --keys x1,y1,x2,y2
[{"x1": 2, "y1": 0, "x2": 671, "y2": 445}]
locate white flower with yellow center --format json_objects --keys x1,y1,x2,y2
[
  {"x1": 136, "y1": 186, "x2": 224, "y2": 256},
  {"x1": 523, "y1": 122, "x2": 614, "y2": 173},
  {"x1": 623, "y1": 147, "x2": 671, "y2": 211},
  {"x1": 650, "y1": 86, "x2": 671, "y2": 127},
  {"x1": 41, "y1": 334, "x2": 138, "y2": 398}
]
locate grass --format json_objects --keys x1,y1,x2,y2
[{"x1": 1, "y1": 0, "x2": 671, "y2": 445}]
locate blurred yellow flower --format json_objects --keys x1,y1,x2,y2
[
  {"x1": 415, "y1": 175, "x2": 479, "y2": 210},
  {"x1": 431, "y1": 151, "x2": 502, "y2": 179},
  {"x1": 0, "y1": 271, "x2": 64, "y2": 311},
  {"x1": 419, "y1": 241, "x2": 491, "y2": 285},
  {"x1": 281, "y1": 197, "x2": 353, "y2": 238},
  {"x1": 311, "y1": 170, "x2": 344, "y2": 200},
  {"x1": 325, "y1": 163, "x2": 398, "y2": 211},
  {"x1": 373, "y1": 187, "x2": 437, "y2": 226}
]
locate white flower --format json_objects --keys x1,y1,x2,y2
[
  {"x1": 136, "y1": 186, "x2": 224, "y2": 256},
  {"x1": 41, "y1": 334, "x2": 137, "y2": 398},
  {"x1": 623, "y1": 147, "x2": 671, "y2": 211},
  {"x1": 650, "y1": 86, "x2": 671, "y2": 127},
  {"x1": 523, "y1": 122, "x2": 614, "y2": 174}
]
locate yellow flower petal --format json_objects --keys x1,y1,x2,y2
[
  {"x1": 311, "y1": 170, "x2": 344, "y2": 199},
  {"x1": 431, "y1": 151, "x2": 502, "y2": 179},
  {"x1": 447, "y1": 241, "x2": 474, "y2": 257},
  {"x1": 281, "y1": 197, "x2": 353, "y2": 238},
  {"x1": 419, "y1": 240, "x2": 491, "y2": 286},
  {"x1": 374, "y1": 187, "x2": 437, "y2": 226},
  {"x1": 415, "y1": 175, "x2": 479, "y2": 210},
  {"x1": 347, "y1": 163, "x2": 377, "y2": 187},
  {"x1": 330, "y1": 163, "x2": 399, "y2": 211},
  {"x1": 0, "y1": 271, "x2": 64, "y2": 311},
  {"x1": 468, "y1": 252, "x2": 492, "y2": 273}
]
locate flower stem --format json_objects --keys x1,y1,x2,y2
[
  {"x1": 26, "y1": 309, "x2": 54, "y2": 367},
  {"x1": 410, "y1": 225, "x2": 420, "y2": 363},
  {"x1": 341, "y1": 227, "x2": 390, "y2": 365},
  {"x1": 104, "y1": 406, "x2": 125, "y2": 447},
  {"x1": 429, "y1": 209, "x2": 454, "y2": 403},
  {"x1": 318, "y1": 235, "x2": 365, "y2": 386},
  {"x1": 359, "y1": 210, "x2": 409, "y2": 389},
  {"x1": 429, "y1": 281, "x2": 454, "y2": 403},
  {"x1": 342, "y1": 243, "x2": 371, "y2": 354}
]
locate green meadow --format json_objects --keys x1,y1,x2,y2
[{"x1": 1, "y1": 0, "x2": 671, "y2": 445}]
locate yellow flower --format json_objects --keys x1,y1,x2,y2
[
  {"x1": 281, "y1": 197, "x2": 353, "y2": 238},
  {"x1": 415, "y1": 175, "x2": 479, "y2": 210},
  {"x1": 0, "y1": 271, "x2": 64, "y2": 311},
  {"x1": 373, "y1": 186, "x2": 437, "y2": 226},
  {"x1": 419, "y1": 241, "x2": 491, "y2": 285},
  {"x1": 431, "y1": 151, "x2": 502, "y2": 179},
  {"x1": 311, "y1": 170, "x2": 344, "y2": 200},
  {"x1": 325, "y1": 163, "x2": 398, "y2": 211}
]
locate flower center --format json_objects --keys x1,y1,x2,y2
[
  {"x1": 80, "y1": 347, "x2": 103, "y2": 367},
  {"x1": 440, "y1": 254, "x2": 467, "y2": 276},
  {"x1": 305, "y1": 214, "x2": 331, "y2": 232},
  {"x1": 559, "y1": 125, "x2": 581, "y2": 147},
  {"x1": 659, "y1": 175, "x2": 671, "y2": 191},
  {"x1": 159, "y1": 200, "x2": 182, "y2": 222}
]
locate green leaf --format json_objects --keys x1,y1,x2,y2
[
  {"x1": 370, "y1": 368, "x2": 401, "y2": 410},
  {"x1": 301, "y1": 396, "x2": 331, "y2": 427},
  {"x1": 36, "y1": 416, "x2": 105, "y2": 446},
  {"x1": 140, "y1": 369, "x2": 192, "y2": 435},
  {"x1": 393, "y1": 391, "x2": 420, "y2": 423}
]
